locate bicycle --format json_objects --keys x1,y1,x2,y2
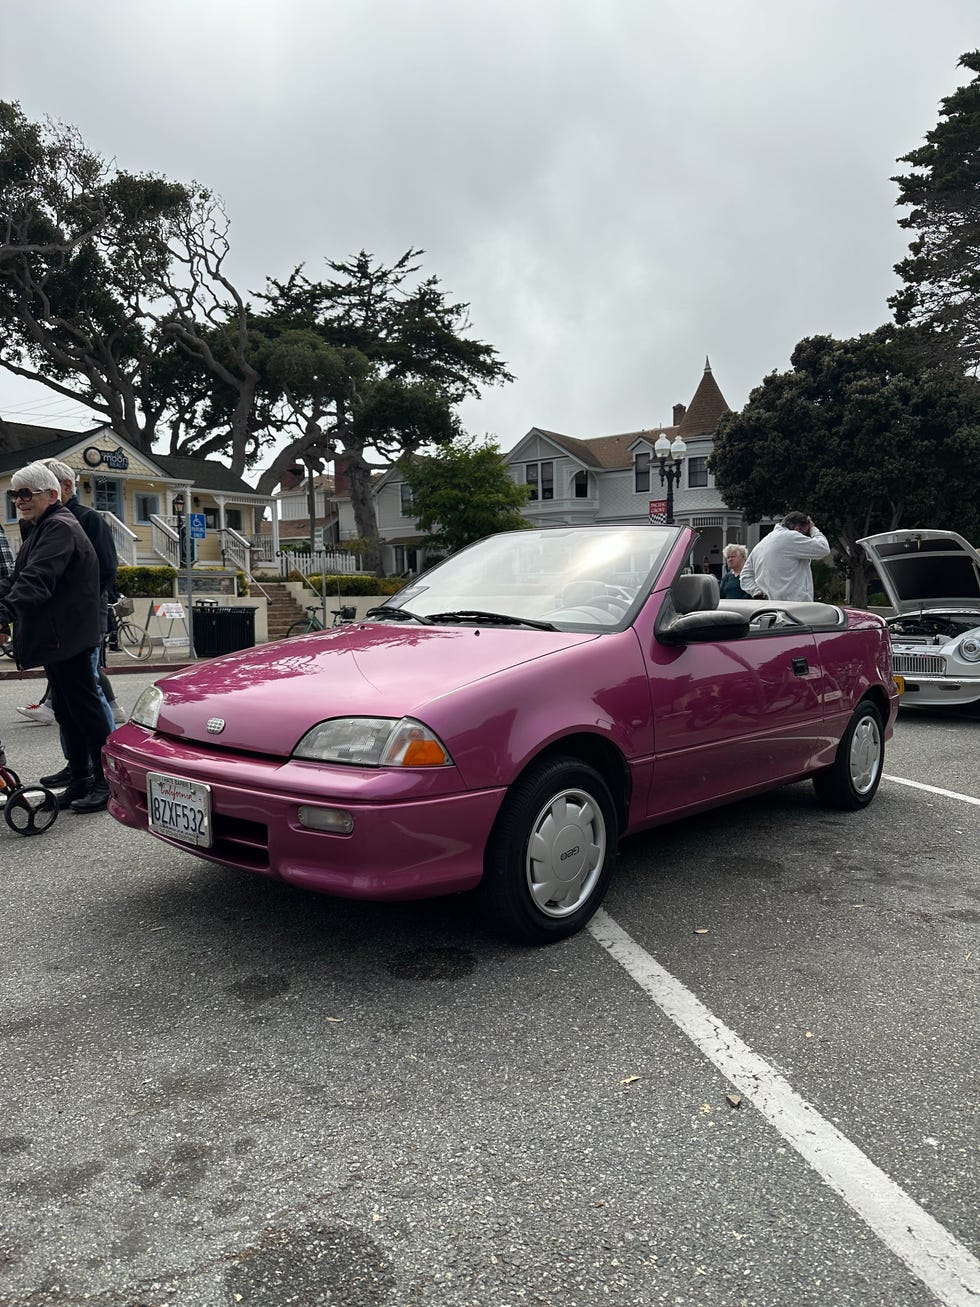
[
  {"x1": 285, "y1": 604, "x2": 356, "y2": 638},
  {"x1": 108, "y1": 596, "x2": 153, "y2": 661}
]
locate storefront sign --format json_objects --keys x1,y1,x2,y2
[{"x1": 82, "y1": 445, "x2": 130, "y2": 470}]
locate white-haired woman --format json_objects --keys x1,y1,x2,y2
[
  {"x1": 719, "y1": 543, "x2": 749, "y2": 598},
  {"x1": 0, "y1": 460, "x2": 112, "y2": 812}
]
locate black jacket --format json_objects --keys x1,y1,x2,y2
[
  {"x1": 0, "y1": 503, "x2": 101, "y2": 669},
  {"x1": 65, "y1": 494, "x2": 118, "y2": 597}
]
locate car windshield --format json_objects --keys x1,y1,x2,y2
[{"x1": 374, "y1": 527, "x2": 679, "y2": 630}]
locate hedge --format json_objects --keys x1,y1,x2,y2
[
  {"x1": 116, "y1": 565, "x2": 177, "y2": 598},
  {"x1": 286, "y1": 572, "x2": 402, "y2": 596}
]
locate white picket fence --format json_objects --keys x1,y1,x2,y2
[{"x1": 278, "y1": 549, "x2": 363, "y2": 577}]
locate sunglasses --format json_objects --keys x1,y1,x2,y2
[{"x1": 12, "y1": 488, "x2": 46, "y2": 502}]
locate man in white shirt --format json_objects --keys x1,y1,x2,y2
[{"x1": 740, "y1": 512, "x2": 830, "y2": 602}]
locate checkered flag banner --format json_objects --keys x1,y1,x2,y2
[{"x1": 648, "y1": 499, "x2": 668, "y2": 525}]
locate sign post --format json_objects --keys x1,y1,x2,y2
[{"x1": 187, "y1": 514, "x2": 207, "y2": 660}]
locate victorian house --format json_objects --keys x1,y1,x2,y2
[{"x1": 356, "y1": 359, "x2": 747, "y2": 576}]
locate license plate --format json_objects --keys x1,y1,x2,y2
[{"x1": 147, "y1": 772, "x2": 212, "y2": 848}]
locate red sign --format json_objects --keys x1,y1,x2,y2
[{"x1": 648, "y1": 500, "x2": 668, "y2": 524}]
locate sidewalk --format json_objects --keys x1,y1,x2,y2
[{"x1": 0, "y1": 647, "x2": 196, "y2": 682}]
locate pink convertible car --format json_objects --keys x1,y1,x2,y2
[{"x1": 104, "y1": 526, "x2": 899, "y2": 943}]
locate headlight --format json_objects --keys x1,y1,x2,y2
[
  {"x1": 293, "y1": 716, "x2": 453, "y2": 767},
  {"x1": 958, "y1": 636, "x2": 980, "y2": 662},
  {"x1": 130, "y1": 685, "x2": 164, "y2": 730}
]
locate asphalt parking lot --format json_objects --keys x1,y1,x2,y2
[{"x1": 0, "y1": 670, "x2": 977, "y2": 1307}]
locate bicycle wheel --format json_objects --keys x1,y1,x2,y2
[
  {"x1": 285, "y1": 620, "x2": 314, "y2": 638},
  {"x1": 117, "y1": 620, "x2": 152, "y2": 661}
]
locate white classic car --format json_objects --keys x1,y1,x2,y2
[{"x1": 860, "y1": 529, "x2": 980, "y2": 708}]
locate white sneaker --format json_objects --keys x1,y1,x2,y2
[
  {"x1": 109, "y1": 700, "x2": 126, "y2": 725},
  {"x1": 17, "y1": 702, "x2": 55, "y2": 725}
]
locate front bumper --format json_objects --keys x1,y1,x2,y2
[
  {"x1": 103, "y1": 727, "x2": 507, "y2": 900},
  {"x1": 893, "y1": 674, "x2": 980, "y2": 707}
]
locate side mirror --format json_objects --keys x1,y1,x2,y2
[{"x1": 659, "y1": 609, "x2": 750, "y2": 645}]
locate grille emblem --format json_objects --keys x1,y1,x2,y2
[{"x1": 206, "y1": 717, "x2": 225, "y2": 734}]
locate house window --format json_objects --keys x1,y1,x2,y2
[
  {"x1": 525, "y1": 461, "x2": 554, "y2": 501},
  {"x1": 226, "y1": 508, "x2": 243, "y2": 531},
  {"x1": 204, "y1": 509, "x2": 219, "y2": 529},
  {"x1": 400, "y1": 483, "x2": 414, "y2": 515},
  {"x1": 135, "y1": 493, "x2": 160, "y2": 524},
  {"x1": 93, "y1": 477, "x2": 122, "y2": 518},
  {"x1": 4, "y1": 491, "x2": 17, "y2": 524},
  {"x1": 688, "y1": 457, "x2": 708, "y2": 488},
  {"x1": 634, "y1": 451, "x2": 651, "y2": 493},
  {"x1": 573, "y1": 471, "x2": 588, "y2": 499}
]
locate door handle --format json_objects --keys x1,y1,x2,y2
[{"x1": 792, "y1": 657, "x2": 809, "y2": 676}]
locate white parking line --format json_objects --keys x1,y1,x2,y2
[
  {"x1": 588, "y1": 910, "x2": 980, "y2": 1307},
  {"x1": 884, "y1": 775, "x2": 980, "y2": 807}
]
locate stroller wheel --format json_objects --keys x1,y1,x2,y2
[
  {"x1": 4, "y1": 785, "x2": 59, "y2": 836},
  {"x1": 0, "y1": 768, "x2": 23, "y2": 792}
]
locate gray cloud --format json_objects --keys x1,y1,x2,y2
[{"x1": 1, "y1": 0, "x2": 976, "y2": 455}]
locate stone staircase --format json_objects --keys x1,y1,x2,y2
[{"x1": 259, "y1": 581, "x2": 308, "y2": 641}]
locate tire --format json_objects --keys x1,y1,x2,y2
[
  {"x1": 812, "y1": 698, "x2": 884, "y2": 811},
  {"x1": 480, "y1": 755, "x2": 619, "y2": 945},
  {"x1": 285, "y1": 620, "x2": 313, "y2": 638},
  {"x1": 117, "y1": 620, "x2": 152, "y2": 661}
]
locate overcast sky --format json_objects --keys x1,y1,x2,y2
[{"x1": 2, "y1": 0, "x2": 977, "y2": 467}]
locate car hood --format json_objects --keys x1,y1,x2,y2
[
  {"x1": 150, "y1": 623, "x2": 599, "y2": 753},
  {"x1": 858, "y1": 529, "x2": 980, "y2": 614}
]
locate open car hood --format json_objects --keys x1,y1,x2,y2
[{"x1": 859, "y1": 529, "x2": 980, "y2": 614}]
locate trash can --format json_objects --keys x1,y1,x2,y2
[
  {"x1": 218, "y1": 606, "x2": 256, "y2": 653},
  {"x1": 191, "y1": 601, "x2": 221, "y2": 657},
  {"x1": 192, "y1": 603, "x2": 257, "y2": 656}
]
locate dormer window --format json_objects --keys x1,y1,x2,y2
[
  {"x1": 573, "y1": 470, "x2": 588, "y2": 499},
  {"x1": 634, "y1": 450, "x2": 651, "y2": 493}
]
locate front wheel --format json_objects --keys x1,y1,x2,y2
[
  {"x1": 813, "y1": 698, "x2": 884, "y2": 810},
  {"x1": 117, "y1": 620, "x2": 152, "y2": 661},
  {"x1": 480, "y1": 756, "x2": 619, "y2": 945}
]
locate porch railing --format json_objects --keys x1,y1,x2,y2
[
  {"x1": 100, "y1": 511, "x2": 139, "y2": 566},
  {"x1": 149, "y1": 514, "x2": 181, "y2": 569}
]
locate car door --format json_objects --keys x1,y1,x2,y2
[{"x1": 638, "y1": 603, "x2": 824, "y2": 819}]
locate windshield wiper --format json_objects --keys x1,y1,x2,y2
[
  {"x1": 426, "y1": 609, "x2": 557, "y2": 631},
  {"x1": 364, "y1": 604, "x2": 433, "y2": 625}
]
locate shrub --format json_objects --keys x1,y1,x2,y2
[
  {"x1": 812, "y1": 559, "x2": 846, "y2": 603},
  {"x1": 116, "y1": 565, "x2": 177, "y2": 598},
  {"x1": 296, "y1": 573, "x2": 402, "y2": 596}
]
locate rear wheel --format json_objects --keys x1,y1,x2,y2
[
  {"x1": 286, "y1": 619, "x2": 313, "y2": 638},
  {"x1": 480, "y1": 756, "x2": 618, "y2": 944},
  {"x1": 813, "y1": 698, "x2": 884, "y2": 810}
]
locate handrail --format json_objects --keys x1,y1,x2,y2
[{"x1": 99, "y1": 510, "x2": 139, "y2": 566}]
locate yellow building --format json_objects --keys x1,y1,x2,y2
[{"x1": 0, "y1": 424, "x2": 278, "y2": 582}]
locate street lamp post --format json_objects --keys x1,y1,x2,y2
[
  {"x1": 653, "y1": 433, "x2": 687, "y2": 525},
  {"x1": 172, "y1": 493, "x2": 196, "y2": 658}
]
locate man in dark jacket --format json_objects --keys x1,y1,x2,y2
[{"x1": 0, "y1": 461, "x2": 112, "y2": 813}]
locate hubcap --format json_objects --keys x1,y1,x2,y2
[
  {"x1": 525, "y1": 787, "x2": 606, "y2": 919},
  {"x1": 849, "y1": 715, "x2": 882, "y2": 794}
]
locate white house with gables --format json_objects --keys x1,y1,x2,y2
[{"x1": 343, "y1": 359, "x2": 749, "y2": 576}]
